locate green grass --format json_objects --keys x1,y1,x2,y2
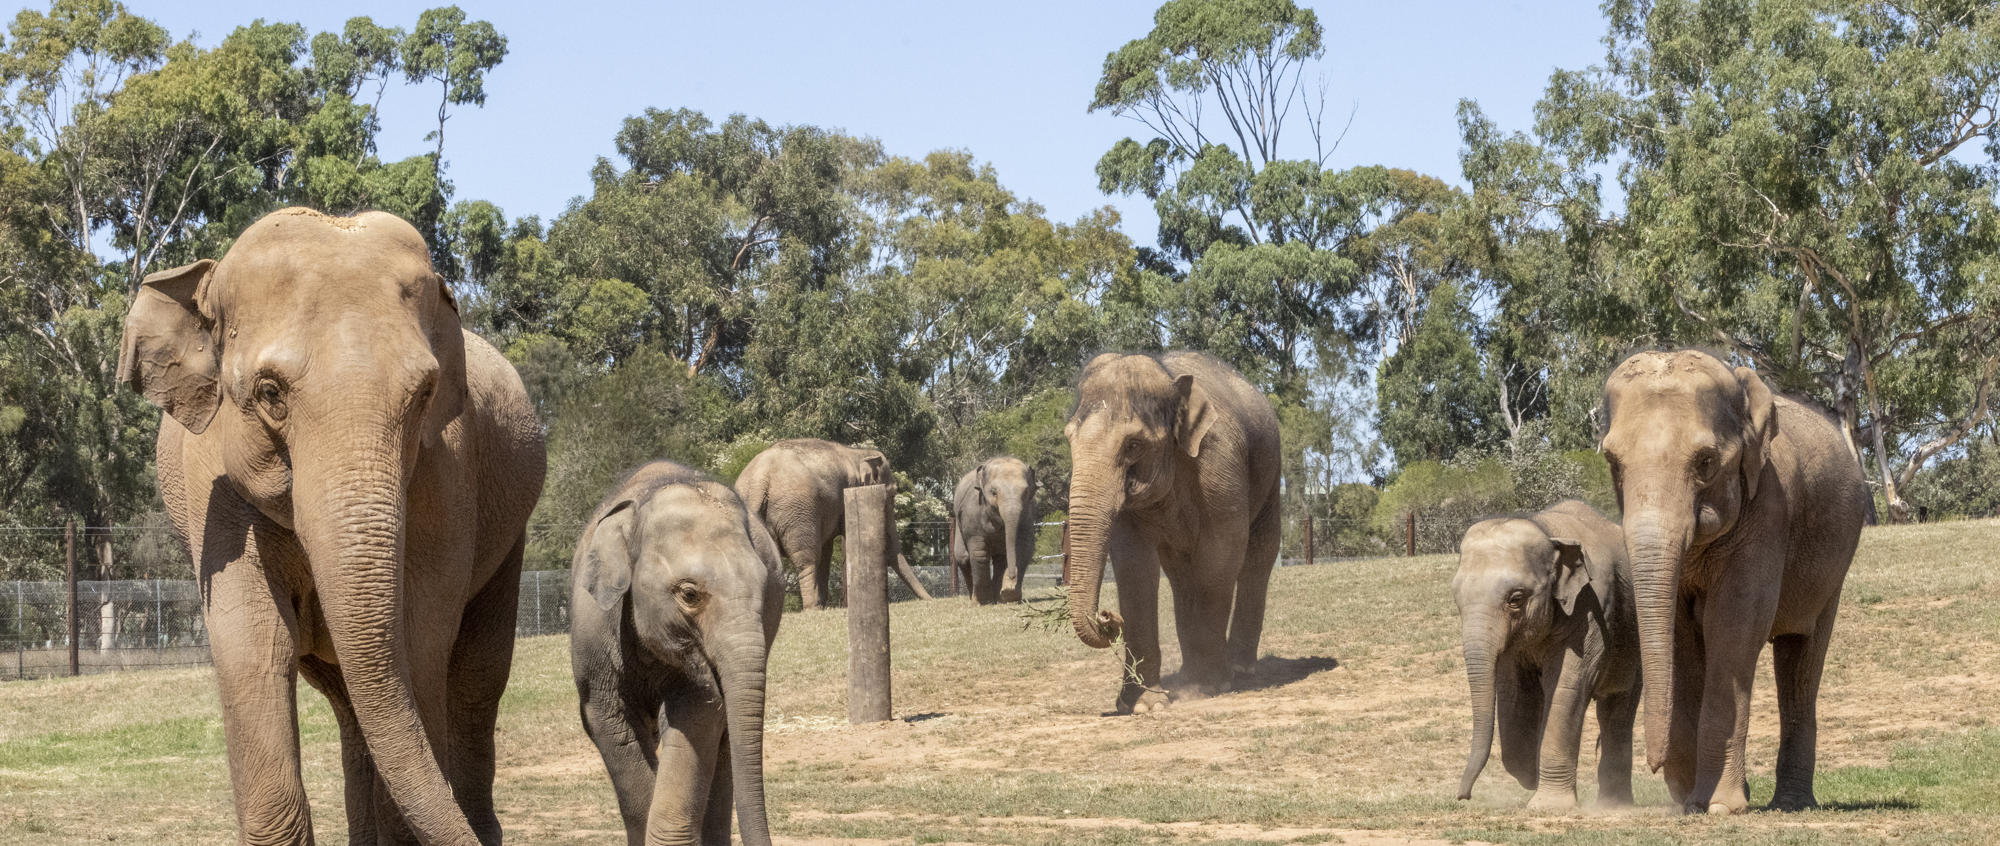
[{"x1": 1, "y1": 519, "x2": 1997, "y2": 844}]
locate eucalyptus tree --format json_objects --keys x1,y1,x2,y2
[{"x1": 1529, "y1": 0, "x2": 2000, "y2": 520}]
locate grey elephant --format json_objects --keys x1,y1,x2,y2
[
  {"x1": 734, "y1": 438, "x2": 933, "y2": 609},
  {"x1": 1601, "y1": 350, "x2": 1867, "y2": 814},
  {"x1": 1454, "y1": 499, "x2": 1639, "y2": 809},
  {"x1": 1063, "y1": 352, "x2": 1282, "y2": 714},
  {"x1": 950, "y1": 456, "x2": 1039, "y2": 604},
  {"x1": 571, "y1": 461, "x2": 782, "y2": 846},
  {"x1": 118, "y1": 208, "x2": 545, "y2": 845}
]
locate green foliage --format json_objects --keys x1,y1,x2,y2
[
  {"x1": 1513, "y1": 0, "x2": 2000, "y2": 520},
  {"x1": 1371, "y1": 428, "x2": 1616, "y2": 554},
  {"x1": 1375, "y1": 281, "x2": 1495, "y2": 464}
]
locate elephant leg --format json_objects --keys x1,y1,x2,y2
[
  {"x1": 1690, "y1": 579, "x2": 1777, "y2": 815},
  {"x1": 1769, "y1": 599, "x2": 1839, "y2": 811},
  {"x1": 1108, "y1": 522, "x2": 1165, "y2": 715},
  {"x1": 446, "y1": 549, "x2": 522, "y2": 846},
  {"x1": 1527, "y1": 649, "x2": 1591, "y2": 810},
  {"x1": 578, "y1": 678, "x2": 659, "y2": 846},
  {"x1": 1496, "y1": 655, "x2": 1544, "y2": 792},
  {"x1": 1174, "y1": 524, "x2": 1247, "y2": 696},
  {"x1": 815, "y1": 537, "x2": 838, "y2": 609},
  {"x1": 300, "y1": 657, "x2": 379, "y2": 845},
  {"x1": 648, "y1": 691, "x2": 726, "y2": 845},
  {"x1": 1663, "y1": 596, "x2": 1705, "y2": 806},
  {"x1": 783, "y1": 528, "x2": 824, "y2": 610},
  {"x1": 967, "y1": 533, "x2": 994, "y2": 605},
  {"x1": 1226, "y1": 501, "x2": 1280, "y2": 676},
  {"x1": 1595, "y1": 687, "x2": 1639, "y2": 807},
  {"x1": 201, "y1": 539, "x2": 314, "y2": 846}
]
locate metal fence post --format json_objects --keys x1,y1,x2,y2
[
  {"x1": 534, "y1": 572, "x2": 543, "y2": 636},
  {"x1": 66, "y1": 519, "x2": 78, "y2": 676},
  {"x1": 1303, "y1": 514, "x2": 1315, "y2": 566},
  {"x1": 1405, "y1": 511, "x2": 1416, "y2": 557}
]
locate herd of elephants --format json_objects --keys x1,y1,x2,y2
[{"x1": 105, "y1": 208, "x2": 1869, "y2": 844}]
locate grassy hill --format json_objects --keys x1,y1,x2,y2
[{"x1": 1, "y1": 520, "x2": 1995, "y2": 844}]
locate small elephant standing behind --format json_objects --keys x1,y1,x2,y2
[
  {"x1": 950, "y1": 457, "x2": 1039, "y2": 604},
  {"x1": 571, "y1": 461, "x2": 783, "y2": 846},
  {"x1": 734, "y1": 438, "x2": 934, "y2": 609},
  {"x1": 1454, "y1": 500, "x2": 1639, "y2": 809}
]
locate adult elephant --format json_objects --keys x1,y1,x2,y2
[
  {"x1": 734, "y1": 438, "x2": 933, "y2": 609},
  {"x1": 950, "y1": 456, "x2": 1038, "y2": 604},
  {"x1": 1063, "y1": 352, "x2": 1281, "y2": 715},
  {"x1": 1600, "y1": 350, "x2": 1866, "y2": 814},
  {"x1": 119, "y1": 208, "x2": 545, "y2": 845},
  {"x1": 572, "y1": 461, "x2": 781, "y2": 846}
]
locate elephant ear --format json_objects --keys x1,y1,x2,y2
[
  {"x1": 975, "y1": 463, "x2": 988, "y2": 505},
  {"x1": 1548, "y1": 537, "x2": 1607, "y2": 616},
  {"x1": 422, "y1": 273, "x2": 468, "y2": 437},
  {"x1": 581, "y1": 500, "x2": 640, "y2": 611},
  {"x1": 118, "y1": 259, "x2": 221, "y2": 434},
  {"x1": 1733, "y1": 366, "x2": 1778, "y2": 502},
  {"x1": 859, "y1": 451, "x2": 890, "y2": 487},
  {"x1": 1174, "y1": 373, "x2": 1216, "y2": 459}
]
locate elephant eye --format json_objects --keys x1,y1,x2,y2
[
  {"x1": 1693, "y1": 452, "x2": 1718, "y2": 481},
  {"x1": 254, "y1": 378, "x2": 288, "y2": 422},
  {"x1": 674, "y1": 582, "x2": 703, "y2": 607},
  {"x1": 1506, "y1": 589, "x2": 1528, "y2": 610}
]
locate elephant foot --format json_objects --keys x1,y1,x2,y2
[
  {"x1": 998, "y1": 587, "x2": 1022, "y2": 603},
  {"x1": 1525, "y1": 789, "x2": 1578, "y2": 812},
  {"x1": 1112, "y1": 687, "x2": 1170, "y2": 716},
  {"x1": 1767, "y1": 792, "x2": 1817, "y2": 813},
  {"x1": 1594, "y1": 787, "x2": 1635, "y2": 809}
]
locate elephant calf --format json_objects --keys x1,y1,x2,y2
[
  {"x1": 571, "y1": 461, "x2": 784, "y2": 846},
  {"x1": 1454, "y1": 499, "x2": 1639, "y2": 809}
]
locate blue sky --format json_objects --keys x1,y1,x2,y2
[{"x1": 136, "y1": 0, "x2": 1611, "y2": 248}]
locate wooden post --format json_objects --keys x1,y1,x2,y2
[
  {"x1": 1303, "y1": 514, "x2": 1315, "y2": 565},
  {"x1": 843, "y1": 484, "x2": 893, "y2": 724},
  {"x1": 1405, "y1": 511, "x2": 1416, "y2": 558},
  {"x1": 66, "y1": 519, "x2": 79, "y2": 676}
]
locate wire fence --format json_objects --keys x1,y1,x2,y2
[{"x1": 0, "y1": 512, "x2": 1409, "y2": 681}]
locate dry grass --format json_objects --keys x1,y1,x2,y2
[{"x1": 1, "y1": 519, "x2": 1996, "y2": 844}]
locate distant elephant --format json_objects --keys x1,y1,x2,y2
[
  {"x1": 733, "y1": 438, "x2": 934, "y2": 609},
  {"x1": 1063, "y1": 352, "x2": 1282, "y2": 714},
  {"x1": 950, "y1": 456, "x2": 1039, "y2": 604},
  {"x1": 1454, "y1": 500, "x2": 1638, "y2": 809},
  {"x1": 118, "y1": 208, "x2": 545, "y2": 844},
  {"x1": 571, "y1": 461, "x2": 782, "y2": 846},
  {"x1": 1601, "y1": 350, "x2": 1866, "y2": 814}
]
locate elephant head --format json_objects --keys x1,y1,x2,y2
[
  {"x1": 973, "y1": 457, "x2": 1038, "y2": 602},
  {"x1": 118, "y1": 209, "x2": 474, "y2": 839},
  {"x1": 1600, "y1": 350, "x2": 1776, "y2": 772},
  {"x1": 580, "y1": 480, "x2": 784, "y2": 846},
  {"x1": 844, "y1": 446, "x2": 893, "y2": 488},
  {"x1": 1451, "y1": 518, "x2": 1607, "y2": 799},
  {"x1": 1062, "y1": 354, "x2": 1214, "y2": 648}
]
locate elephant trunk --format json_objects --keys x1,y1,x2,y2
[
  {"x1": 715, "y1": 623, "x2": 772, "y2": 846},
  {"x1": 1063, "y1": 454, "x2": 1122, "y2": 649},
  {"x1": 1000, "y1": 500, "x2": 1030, "y2": 602},
  {"x1": 1458, "y1": 613, "x2": 1502, "y2": 800},
  {"x1": 1624, "y1": 509, "x2": 1693, "y2": 774},
  {"x1": 292, "y1": 414, "x2": 476, "y2": 845}
]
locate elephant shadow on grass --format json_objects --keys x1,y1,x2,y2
[{"x1": 1164, "y1": 655, "x2": 1339, "y2": 696}]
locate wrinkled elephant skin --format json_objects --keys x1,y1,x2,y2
[
  {"x1": 1453, "y1": 499, "x2": 1639, "y2": 809},
  {"x1": 1601, "y1": 350, "x2": 1866, "y2": 814},
  {"x1": 950, "y1": 457, "x2": 1038, "y2": 604},
  {"x1": 571, "y1": 461, "x2": 783, "y2": 846},
  {"x1": 734, "y1": 439, "x2": 933, "y2": 608},
  {"x1": 120, "y1": 208, "x2": 545, "y2": 845},
  {"x1": 1061, "y1": 352, "x2": 1282, "y2": 715}
]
